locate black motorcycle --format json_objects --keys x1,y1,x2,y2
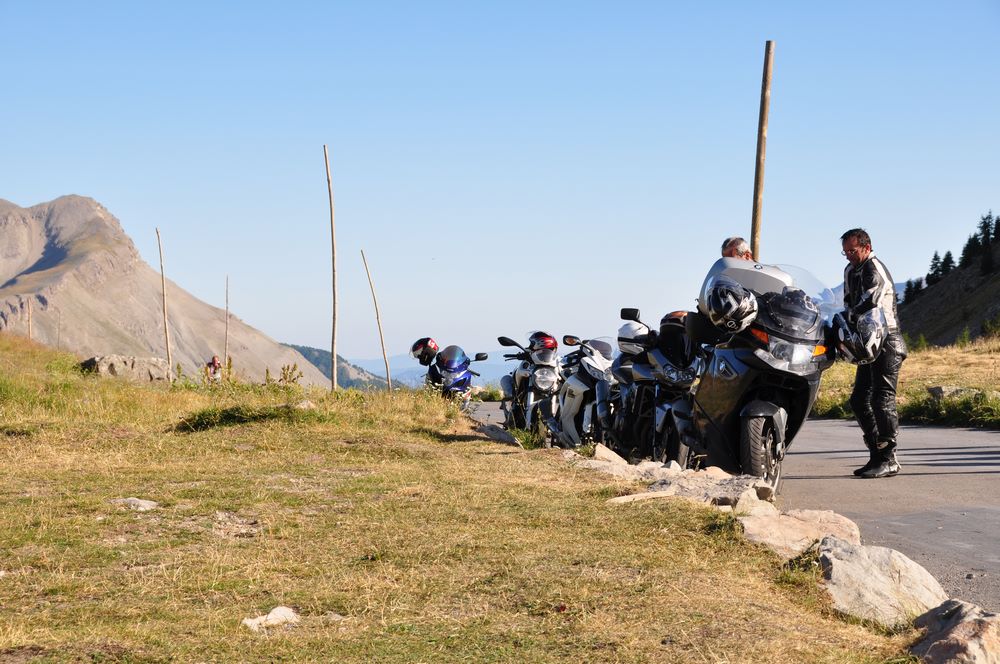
[{"x1": 624, "y1": 260, "x2": 837, "y2": 490}]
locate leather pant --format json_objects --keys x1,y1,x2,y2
[{"x1": 849, "y1": 332, "x2": 907, "y2": 447}]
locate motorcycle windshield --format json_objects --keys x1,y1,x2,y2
[
  {"x1": 585, "y1": 337, "x2": 615, "y2": 362},
  {"x1": 437, "y1": 345, "x2": 469, "y2": 371},
  {"x1": 756, "y1": 265, "x2": 839, "y2": 342},
  {"x1": 439, "y1": 367, "x2": 468, "y2": 386},
  {"x1": 530, "y1": 349, "x2": 558, "y2": 366}
]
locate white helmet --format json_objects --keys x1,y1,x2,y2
[
  {"x1": 617, "y1": 321, "x2": 650, "y2": 355},
  {"x1": 706, "y1": 276, "x2": 759, "y2": 334},
  {"x1": 833, "y1": 309, "x2": 887, "y2": 365}
]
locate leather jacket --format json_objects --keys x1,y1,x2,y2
[{"x1": 843, "y1": 253, "x2": 899, "y2": 332}]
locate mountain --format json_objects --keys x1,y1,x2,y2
[
  {"x1": 0, "y1": 196, "x2": 326, "y2": 384},
  {"x1": 283, "y1": 344, "x2": 387, "y2": 389},
  {"x1": 898, "y1": 242, "x2": 1000, "y2": 345}
]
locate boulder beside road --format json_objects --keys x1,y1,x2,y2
[
  {"x1": 911, "y1": 599, "x2": 1000, "y2": 664},
  {"x1": 81, "y1": 355, "x2": 171, "y2": 381},
  {"x1": 738, "y1": 509, "x2": 860, "y2": 561}
]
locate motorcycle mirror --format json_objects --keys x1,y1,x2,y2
[
  {"x1": 474, "y1": 352, "x2": 489, "y2": 362},
  {"x1": 562, "y1": 335, "x2": 580, "y2": 346},
  {"x1": 497, "y1": 336, "x2": 519, "y2": 347},
  {"x1": 620, "y1": 307, "x2": 641, "y2": 322}
]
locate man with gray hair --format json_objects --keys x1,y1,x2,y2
[{"x1": 721, "y1": 236, "x2": 753, "y2": 260}]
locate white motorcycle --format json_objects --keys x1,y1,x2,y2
[
  {"x1": 546, "y1": 335, "x2": 615, "y2": 448},
  {"x1": 497, "y1": 332, "x2": 562, "y2": 436}
]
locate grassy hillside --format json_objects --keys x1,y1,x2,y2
[
  {"x1": 0, "y1": 334, "x2": 910, "y2": 662},
  {"x1": 814, "y1": 336, "x2": 1000, "y2": 427}
]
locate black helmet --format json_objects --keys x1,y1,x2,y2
[
  {"x1": 410, "y1": 337, "x2": 439, "y2": 366},
  {"x1": 706, "y1": 277, "x2": 758, "y2": 333},
  {"x1": 833, "y1": 310, "x2": 886, "y2": 365}
]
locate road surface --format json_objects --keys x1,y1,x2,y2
[{"x1": 468, "y1": 402, "x2": 1000, "y2": 611}]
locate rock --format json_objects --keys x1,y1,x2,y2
[
  {"x1": 701, "y1": 466, "x2": 731, "y2": 479},
  {"x1": 818, "y1": 536, "x2": 948, "y2": 629},
  {"x1": 290, "y1": 400, "x2": 317, "y2": 410},
  {"x1": 753, "y1": 482, "x2": 775, "y2": 502},
  {"x1": 242, "y1": 606, "x2": 300, "y2": 632},
  {"x1": 81, "y1": 356, "x2": 171, "y2": 382},
  {"x1": 911, "y1": 599, "x2": 1000, "y2": 663},
  {"x1": 739, "y1": 509, "x2": 858, "y2": 560},
  {"x1": 732, "y1": 488, "x2": 778, "y2": 517},
  {"x1": 646, "y1": 472, "x2": 768, "y2": 508},
  {"x1": 476, "y1": 424, "x2": 521, "y2": 446},
  {"x1": 927, "y1": 385, "x2": 980, "y2": 402},
  {"x1": 665, "y1": 460, "x2": 682, "y2": 472},
  {"x1": 110, "y1": 497, "x2": 159, "y2": 512},
  {"x1": 607, "y1": 491, "x2": 682, "y2": 505},
  {"x1": 593, "y1": 444, "x2": 628, "y2": 465}
]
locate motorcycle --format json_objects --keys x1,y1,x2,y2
[
  {"x1": 497, "y1": 332, "x2": 561, "y2": 436},
  {"x1": 610, "y1": 311, "x2": 699, "y2": 463},
  {"x1": 546, "y1": 335, "x2": 615, "y2": 448},
  {"x1": 425, "y1": 344, "x2": 490, "y2": 407},
  {"x1": 622, "y1": 258, "x2": 836, "y2": 489}
]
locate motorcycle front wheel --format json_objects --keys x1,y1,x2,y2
[{"x1": 740, "y1": 416, "x2": 782, "y2": 491}]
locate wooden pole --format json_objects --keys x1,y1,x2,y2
[
  {"x1": 156, "y1": 228, "x2": 173, "y2": 380},
  {"x1": 361, "y1": 249, "x2": 392, "y2": 391},
  {"x1": 27, "y1": 299, "x2": 32, "y2": 341},
  {"x1": 750, "y1": 40, "x2": 775, "y2": 262},
  {"x1": 224, "y1": 274, "x2": 230, "y2": 372},
  {"x1": 324, "y1": 144, "x2": 338, "y2": 390},
  {"x1": 56, "y1": 308, "x2": 61, "y2": 349}
]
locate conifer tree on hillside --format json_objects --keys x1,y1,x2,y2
[
  {"x1": 903, "y1": 279, "x2": 915, "y2": 304},
  {"x1": 980, "y1": 214, "x2": 995, "y2": 274},
  {"x1": 960, "y1": 234, "x2": 981, "y2": 268},
  {"x1": 940, "y1": 250, "x2": 955, "y2": 275},
  {"x1": 926, "y1": 251, "x2": 942, "y2": 285}
]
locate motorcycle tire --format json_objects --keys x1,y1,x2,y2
[{"x1": 739, "y1": 416, "x2": 782, "y2": 492}]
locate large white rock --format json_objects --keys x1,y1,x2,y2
[
  {"x1": 110, "y1": 497, "x2": 159, "y2": 512},
  {"x1": 82, "y1": 356, "x2": 172, "y2": 382},
  {"x1": 818, "y1": 536, "x2": 948, "y2": 629},
  {"x1": 592, "y1": 444, "x2": 628, "y2": 465},
  {"x1": 476, "y1": 424, "x2": 521, "y2": 446},
  {"x1": 911, "y1": 599, "x2": 1000, "y2": 663},
  {"x1": 242, "y1": 606, "x2": 300, "y2": 632},
  {"x1": 738, "y1": 509, "x2": 859, "y2": 561}
]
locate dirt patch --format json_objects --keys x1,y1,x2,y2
[{"x1": 213, "y1": 511, "x2": 262, "y2": 539}]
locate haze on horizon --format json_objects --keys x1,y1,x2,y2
[{"x1": 2, "y1": 2, "x2": 998, "y2": 360}]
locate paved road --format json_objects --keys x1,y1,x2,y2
[{"x1": 467, "y1": 402, "x2": 999, "y2": 611}]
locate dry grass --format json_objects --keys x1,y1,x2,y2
[
  {"x1": 0, "y1": 335, "x2": 913, "y2": 662},
  {"x1": 814, "y1": 337, "x2": 1000, "y2": 426}
]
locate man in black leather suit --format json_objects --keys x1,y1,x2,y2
[{"x1": 841, "y1": 228, "x2": 908, "y2": 479}]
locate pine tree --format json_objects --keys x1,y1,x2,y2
[
  {"x1": 913, "y1": 277, "x2": 925, "y2": 296},
  {"x1": 981, "y1": 214, "x2": 994, "y2": 275},
  {"x1": 960, "y1": 234, "x2": 981, "y2": 268},
  {"x1": 940, "y1": 250, "x2": 955, "y2": 275},
  {"x1": 926, "y1": 251, "x2": 942, "y2": 286},
  {"x1": 903, "y1": 279, "x2": 915, "y2": 304}
]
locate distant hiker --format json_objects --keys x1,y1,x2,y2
[
  {"x1": 721, "y1": 236, "x2": 753, "y2": 260},
  {"x1": 207, "y1": 355, "x2": 222, "y2": 382},
  {"x1": 835, "y1": 228, "x2": 907, "y2": 479}
]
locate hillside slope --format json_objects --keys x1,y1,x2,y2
[
  {"x1": 898, "y1": 241, "x2": 1000, "y2": 345},
  {"x1": 0, "y1": 196, "x2": 326, "y2": 384},
  {"x1": 284, "y1": 343, "x2": 387, "y2": 389}
]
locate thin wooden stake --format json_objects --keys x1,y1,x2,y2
[
  {"x1": 156, "y1": 227, "x2": 173, "y2": 380},
  {"x1": 224, "y1": 274, "x2": 230, "y2": 372},
  {"x1": 324, "y1": 144, "x2": 338, "y2": 390},
  {"x1": 27, "y1": 298, "x2": 32, "y2": 341},
  {"x1": 750, "y1": 40, "x2": 775, "y2": 262},
  {"x1": 361, "y1": 249, "x2": 392, "y2": 391},
  {"x1": 56, "y1": 308, "x2": 61, "y2": 349}
]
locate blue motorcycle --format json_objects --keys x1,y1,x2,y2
[{"x1": 411, "y1": 340, "x2": 488, "y2": 405}]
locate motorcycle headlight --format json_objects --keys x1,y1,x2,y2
[
  {"x1": 532, "y1": 367, "x2": 558, "y2": 392},
  {"x1": 768, "y1": 338, "x2": 815, "y2": 370},
  {"x1": 585, "y1": 362, "x2": 612, "y2": 383}
]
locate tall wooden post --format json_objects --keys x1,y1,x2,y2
[
  {"x1": 27, "y1": 299, "x2": 32, "y2": 341},
  {"x1": 224, "y1": 274, "x2": 230, "y2": 371},
  {"x1": 361, "y1": 249, "x2": 392, "y2": 391},
  {"x1": 324, "y1": 144, "x2": 338, "y2": 390},
  {"x1": 750, "y1": 40, "x2": 775, "y2": 262},
  {"x1": 56, "y1": 308, "x2": 61, "y2": 349},
  {"x1": 156, "y1": 228, "x2": 173, "y2": 380}
]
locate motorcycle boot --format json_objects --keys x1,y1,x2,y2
[
  {"x1": 852, "y1": 434, "x2": 880, "y2": 477},
  {"x1": 861, "y1": 439, "x2": 901, "y2": 479}
]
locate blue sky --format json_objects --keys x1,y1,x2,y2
[{"x1": 2, "y1": 2, "x2": 998, "y2": 360}]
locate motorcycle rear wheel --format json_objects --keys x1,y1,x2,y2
[{"x1": 740, "y1": 416, "x2": 782, "y2": 491}]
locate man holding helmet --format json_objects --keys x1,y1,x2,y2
[{"x1": 835, "y1": 228, "x2": 907, "y2": 479}]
